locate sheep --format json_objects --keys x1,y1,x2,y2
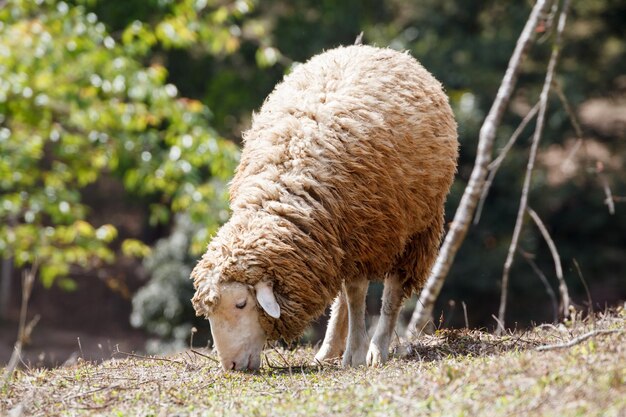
[{"x1": 191, "y1": 44, "x2": 458, "y2": 371}]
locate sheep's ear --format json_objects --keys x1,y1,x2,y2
[{"x1": 255, "y1": 281, "x2": 280, "y2": 319}]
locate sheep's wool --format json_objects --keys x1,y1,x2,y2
[{"x1": 191, "y1": 45, "x2": 458, "y2": 341}]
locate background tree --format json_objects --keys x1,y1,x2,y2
[
  {"x1": 1, "y1": 0, "x2": 624, "y2": 351},
  {"x1": 0, "y1": 0, "x2": 242, "y2": 317}
]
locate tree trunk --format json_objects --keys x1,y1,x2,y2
[{"x1": 407, "y1": 0, "x2": 553, "y2": 334}]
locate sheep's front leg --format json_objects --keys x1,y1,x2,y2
[
  {"x1": 342, "y1": 278, "x2": 369, "y2": 367},
  {"x1": 314, "y1": 290, "x2": 348, "y2": 364},
  {"x1": 367, "y1": 273, "x2": 405, "y2": 367}
]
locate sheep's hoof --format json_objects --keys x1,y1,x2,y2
[
  {"x1": 366, "y1": 342, "x2": 389, "y2": 367},
  {"x1": 341, "y1": 345, "x2": 367, "y2": 367}
]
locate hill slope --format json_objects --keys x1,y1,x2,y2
[{"x1": 2, "y1": 309, "x2": 625, "y2": 417}]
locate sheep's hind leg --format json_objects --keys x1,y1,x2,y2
[
  {"x1": 313, "y1": 290, "x2": 348, "y2": 364},
  {"x1": 367, "y1": 272, "x2": 405, "y2": 367},
  {"x1": 342, "y1": 278, "x2": 369, "y2": 367}
]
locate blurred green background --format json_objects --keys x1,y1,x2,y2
[{"x1": 0, "y1": 0, "x2": 624, "y2": 363}]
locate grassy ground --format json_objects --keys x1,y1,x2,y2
[{"x1": 2, "y1": 308, "x2": 625, "y2": 417}]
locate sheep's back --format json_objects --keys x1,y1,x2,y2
[{"x1": 231, "y1": 45, "x2": 458, "y2": 281}]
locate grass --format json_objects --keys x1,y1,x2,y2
[{"x1": 2, "y1": 308, "x2": 625, "y2": 417}]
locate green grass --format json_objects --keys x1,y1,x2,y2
[{"x1": 2, "y1": 309, "x2": 625, "y2": 417}]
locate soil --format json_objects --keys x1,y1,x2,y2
[{"x1": 0, "y1": 259, "x2": 149, "y2": 368}]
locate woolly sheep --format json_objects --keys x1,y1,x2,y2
[{"x1": 191, "y1": 44, "x2": 458, "y2": 370}]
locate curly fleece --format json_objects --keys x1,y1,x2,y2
[{"x1": 191, "y1": 45, "x2": 458, "y2": 341}]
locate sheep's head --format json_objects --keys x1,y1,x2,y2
[
  {"x1": 191, "y1": 213, "x2": 315, "y2": 370},
  {"x1": 191, "y1": 265, "x2": 280, "y2": 371}
]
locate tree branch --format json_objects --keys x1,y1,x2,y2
[
  {"x1": 474, "y1": 102, "x2": 540, "y2": 225},
  {"x1": 496, "y1": 0, "x2": 571, "y2": 334},
  {"x1": 536, "y1": 329, "x2": 622, "y2": 351},
  {"x1": 518, "y1": 248, "x2": 558, "y2": 322},
  {"x1": 527, "y1": 207, "x2": 570, "y2": 318},
  {"x1": 407, "y1": 0, "x2": 553, "y2": 333},
  {"x1": 3, "y1": 262, "x2": 39, "y2": 385}
]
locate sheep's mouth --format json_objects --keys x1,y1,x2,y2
[{"x1": 229, "y1": 354, "x2": 256, "y2": 371}]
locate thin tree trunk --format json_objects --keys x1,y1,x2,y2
[
  {"x1": 407, "y1": 0, "x2": 553, "y2": 334},
  {"x1": 497, "y1": 0, "x2": 571, "y2": 334}
]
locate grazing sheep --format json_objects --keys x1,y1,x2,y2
[{"x1": 191, "y1": 44, "x2": 458, "y2": 371}]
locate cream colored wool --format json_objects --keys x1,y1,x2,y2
[{"x1": 192, "y1": 44, "x2": 458, "y2": 341}]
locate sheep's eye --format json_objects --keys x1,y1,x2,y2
[{"x1": 235, "y1": 300, "x2": 247, "y2": 309}]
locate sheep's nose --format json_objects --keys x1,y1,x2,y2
[{"x1": 231, "y1": 362, "x2": 236, "y2": 370}]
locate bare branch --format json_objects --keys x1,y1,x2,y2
[
  {"x1": 519, "y1": 248, "x2": 558, "y2": 322},
  {"x1": 599, "y1": 174, "x2": 616, "y2": 215},
  {"x1": 3, "y1": 262, "x2": 39, "y2": 385},
  {"x1": 407, "y1": 0, "x2": 553, "y2": 334},
  {"x1": 573, "y1": 259, "x2": 594, "y2": 322},
  {"x1": 190, "y1": 349, "x2": 220, "y2": 364},
  {"x1": 552, "y1": 79, "x2": 584, "y2": 138},
  {"x1": 17, "y1": 265, "x2": 38, "y2": 343},
  {"x1": 491, "y1": 314, "x2": 506, "y2": 333},
  {"x1": 497, "y1": 0, "x2": 571, "y2": 335},
  {"x1": 474, "y1": 103, "x2": 540, "y2": 225},
  {"x1": 554, "y1": 73, "x2": 617, "y2": 215},
  {"x1": 527, "y1": 207, "x2": 570, "y2": 318},
  {"x1": 560, "y1": 137, "x2": 583, "y2": 171},
  {"x1": 462, "y1": 301, "x2": 469, "y2": 329},
  {"x1": 536, "y1": 329, "x2": 622, "y2": 351},
  {"x1": 354, "y1": 32, "x2": 364, "y2": 45},
  {"x1": 113, "y1": 347, "x2": 187, "y2": 366}
]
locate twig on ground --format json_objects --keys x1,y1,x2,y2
[
  {"x1": 492, "y1": 314, "x2": 506, "y2": 334},
  {"x1": 190, "y1": 349, "x2": 220, "y2": 364},
  {"x1": 113, "y1": 347, "x2": 186, "y2": 366},
  {"x1": 77, "y1": 337, "x2": 84, "y2": 359},
  {"x1": 256, "y1": 367, "x2": 278, "y2": 390},
  {"x1": 64, "y1": 385, "x2": 122, "y2": 402},
  {"x1": 572, "y1": 259, "x2": 594, "y2": 325},
  {"x1": 536, "y1": 329, "x2": 623, "y2": 351},
  {"x1": 527, "y1": 207, "x2": 570, "y2": 317},
  {"x1": 189, "y1": 327, "x2": 197, "y2": 350},
  {"x1": 272, "y1": 346, "x2": 293, "y2": 375},
  {"x1": 462, "y1": 302, "x2": 469, "y2": 329},
  {"x1": 497, "y1": 0, "x2": 571, "y2": 335},
  {"x1": 408, "y1": 0, "x2": 553, "y2": 334}
]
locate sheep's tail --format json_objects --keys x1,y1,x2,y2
[{"x1": 354, "y1": 32, "x2": 364, "y2": 45}]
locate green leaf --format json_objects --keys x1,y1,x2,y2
[
  {"x1": 121, "y1": 239, "x2": 152, "y2": 258},
  {"x1": 58, "y1": 277, "x2": 78, "y2": 292}
]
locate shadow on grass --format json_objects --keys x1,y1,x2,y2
[
  {"x1": 255, "y1": 328, "x2": 545, "y2": 372},
  {"x1": 397, "y1": 328, "x2": 542, "y2": 362}
]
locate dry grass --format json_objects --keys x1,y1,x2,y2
[{"x1": 2, "y1": 308, "x2": 625, "y2": 417}]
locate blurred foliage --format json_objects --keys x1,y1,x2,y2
[
  {"x1": 130, "y1": 214, "x2": 210, "y2": 352},
  {"x1": 1, "y1": 0, "x2": 625, "y2": 342},
  {"x1": 0, "y1": 0, "x2": 243, "y2": 287}
]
